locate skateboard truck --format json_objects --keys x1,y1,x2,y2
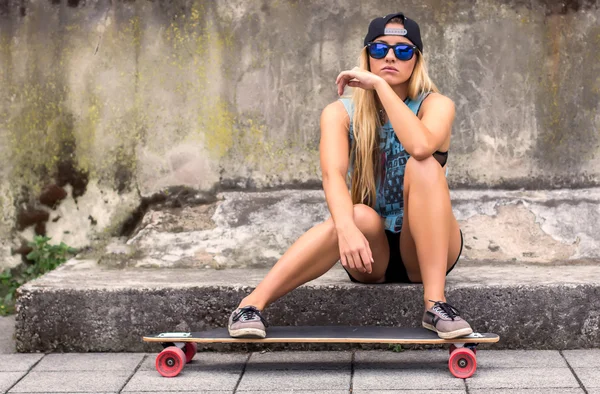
[{"x1": 158, "y1": 332, "x2": 192, "y2": 338}]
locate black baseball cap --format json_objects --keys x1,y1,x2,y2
[{"x1": 363, "y1": 12, "x2": 423, "y2": 53}]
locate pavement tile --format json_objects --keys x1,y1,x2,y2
[
  {"x1": 588, "y1": 389, "x2": 600, "y2": 394},
  {"x1": 356, "y1": 350, "x2": 568, "y2": 370},
  {"x1": 32, "y1": 353, "x2": 144, "y2": 372},
  {"x1": 574, "y1": 367, "x2": 600, "y2": 388},
  {"x1": 353, "y1": 391, "x2": 465, "y2": 394},
  {"x1": 123, "y1": 370, "x2": 240, "y2": 392},
  {"x1": 470, "y1": 390, "x2": 584, "y2": 394},
  {"x1": 474, "y1": 350, "x2": 567, "y2": 368},
  {"x1": 7, "y1": 371, "x2": 129, "y2": 393},
  {"x1": 0, "y1": 317, "x2": 16, "y2": 354},
  {"x1": 354, "y1": 349, "x2": 449, "y2": 370},
  {"x1": 562, "y1": 349, "x2": 600, "y2": 368},
  {"x1": 124, "y1": 392, "x2": 231, "y2": 394},
  {"x1": 0, "y1": 372, "x2": 26, "y2": 393},
  {"x1": 465, "y1": 368, "x2": 580, "y2": 390},
  {"x1": 0, "y1": 355, "x2": 44, "y2": 372},
  {"x1": 237, "y1": 369, "x2": 350, "y2": 391},
  {"x1": 140, "y1": 351, "x2": 247, "y2": 372},
  {"x1": 246, "y1": 351, "x2": 351, "y2": 370},
  {"x1": 353, "y1": 368, "x2": 465, "y2": 390},
  {"x1": 239, "y1": 392, "x2": 349, "y2": 394}
]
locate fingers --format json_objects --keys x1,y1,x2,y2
[
  {"x1": 336, "y1": 69, "x2": 368, "y2": 95},
  {"x1": 367, "y1": 243, "x2": 374, "y2": 265},
  {"x1": 338, "y1": 231, "x2": 375, "y2": 275},
  {"x1": 351, "y1": 245, "x2": 373, "y2": 274},
  {"x1": 340, "y1": 247, "x2": 356, "y2": 272},
  {"x1": 337, "y1": 81, "x2": 344, "y2": 96},
  {"x1": 337, "y1": 77, "x2": 360, "y2": 95},
  {"x1": 340, "y1": 252, "x2": 348, "y2": 269},
  {"x1": 335, "y1": 67, "x2": 362, "y2": 84},
  {"x1": 335, "y1": 70, "x2": 353, "y2": 85},
  {"x1": 351, "y1": 251, "x2": 364, "y2": 273},
  {"x1": 336, "y1": 73, "x2": 352, "y2": 96},
  {"x1": 341, "y1": 250, "x2": 366, "y2": 274},
  {"x1": 359, "y1": 246, "x2": 373, "y2": 274},
  {"x1": 345, "y1": 252, "x2": 359, "y2": 272}
]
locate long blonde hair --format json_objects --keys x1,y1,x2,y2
[{"x1": 349, "y1": 29, "x2": 439, "y2": 207}]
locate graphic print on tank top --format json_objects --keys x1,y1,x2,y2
[
  {"x1": 376, "y1": 123, "x2": 410, "y2": 233},
  {"x1": 339, "y1": 93, "x2": 429, "y2": 234}
]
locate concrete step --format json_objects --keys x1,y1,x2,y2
[{"x1": 14, "y1": 258, "x2": 600, "y2": 352}]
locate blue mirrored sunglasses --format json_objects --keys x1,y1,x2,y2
[{"x1": 366, "y1": 42, "x2": 418, "y2": 61}]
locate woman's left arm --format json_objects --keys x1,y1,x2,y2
[{"x1": 374, "y1": 79, "x2": 455, "y2": 160}]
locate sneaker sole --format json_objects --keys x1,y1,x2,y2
[
  {"x1": 422, "y1": 322, "x2": 473, "y2": 339},
  {"x1": 228, "y1": 327, "x2": 266, "y2": 339}
]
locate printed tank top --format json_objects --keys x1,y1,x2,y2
[{"x1": 339, "y1": 93, "x2": 438, "y2": 233}]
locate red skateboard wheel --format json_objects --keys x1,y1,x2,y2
[
  {"x1": 156, "y1": 346, "x2": 186, "y2": 377},
  {"x1": 448, "y1": 347, "x2": 477, "y2": 379},
  {"x1": 183, "y1": 342, "x2": 197, "y2": 363}
]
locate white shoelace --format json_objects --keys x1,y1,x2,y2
[{"x1": 433, "y1": 306, "x2": 449, "y2": 319}]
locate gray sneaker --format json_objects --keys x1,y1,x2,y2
[
  {"x1": 422, "y1": 300, "x2": 473, "y2": 339},
  {"x1": 228, "y1": 305, "x2": 268, "y2": 338}
]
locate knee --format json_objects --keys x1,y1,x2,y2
[
  {"x1": 352, "y1": 204, "x2": 383, "y2": 237},
  {"x1": 405, "y1": 156, "x2": 444, "y2": 186}
]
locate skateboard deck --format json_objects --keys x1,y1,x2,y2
[{"x1": 144, "y1": 326, "x2": 499, "y2": 378}]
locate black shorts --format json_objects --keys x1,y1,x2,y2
[{"x1": 343, "y1": 229, "x2": 463, "y2": 284}]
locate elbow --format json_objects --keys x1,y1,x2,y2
[
  {"x1": 410, "y1": 127, "x2": 438, "y2": 160},
  {"x1": 409, "y1": 145, "x2": 431, "y2": 161}
]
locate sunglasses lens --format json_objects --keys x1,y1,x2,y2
[
  {"x1": 368, "y1": 43, "x2": 389, "y2": 59},
  {"x1": 394, "y1": 45, "x2": 414, "y2": 60}
]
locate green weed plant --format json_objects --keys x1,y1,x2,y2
[{"x1": 0, "y1": 236, "x2": 76, "y2": 316}]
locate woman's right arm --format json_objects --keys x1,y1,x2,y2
[{"x1": 319, "y1": 101, "x2": 373, "y2": 274}]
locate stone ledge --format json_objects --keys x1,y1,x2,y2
[{"x1": 14, "y1": 259, "x2": 600, "y2": 352}]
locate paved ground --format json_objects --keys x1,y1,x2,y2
[
  {"x1": 0, "y1": 316, "x2": 15, "y2": 354},
  {"x1": 1, "y1": 317, "x2": 599, "y2": 393}
]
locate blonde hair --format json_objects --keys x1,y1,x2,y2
[{"x1": 349, "y1": 27, "x2": 439, "y2": 207}]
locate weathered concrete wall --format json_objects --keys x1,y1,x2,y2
[
  {"x1": 98, "y1": 188, "x2": 599, "y2": 270},
  {"x1": 1, "y1": 0, "x2": 600, "y2": 269}
]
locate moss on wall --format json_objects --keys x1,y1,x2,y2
[{"x1": 4, "y1": 79, "x2": 76, "y2": 196}]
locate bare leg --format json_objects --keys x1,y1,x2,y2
[
  {"x1": 239, "y1": 204, "x2": 390, "y2": 310},
  {"x1": 399, "y1": 156, "x2": 462, "y2": 310}
]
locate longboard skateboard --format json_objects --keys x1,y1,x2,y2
[{"x1": 143, "y1": 326, "x2": 499, "y2": 378}]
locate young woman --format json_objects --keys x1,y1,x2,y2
[{"x1": 228, "y1": 12, "x2": 472, "y2": 340}]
